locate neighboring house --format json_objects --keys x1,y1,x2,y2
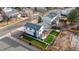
[
  {"x1": 36, "y1": 7, "x2": 47, "y2": 12},
  {"x1": 30, "y1": 7, "x2": 47, "y2": 12},
  {"x1": 2, "y1": 7, "x2": 20, "y2": 18},
  {"x1": 24, "y1": 22, "x2": 44, "y2": 39},
  {"x1": 61, "y1": 7, "x2": 75, "y2": 16},
  {"x1": 70, "y1": 35, "x2": 79, "y2": 50},
  {"x1": 42, "y1": 12, "x2": 60, "y2": 26},
  {"x1": 21, "y1": 8, "x2": 33, "y2": 18}
]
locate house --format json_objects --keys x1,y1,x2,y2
[
  {"x1": 24, "y1": 22, "x2": 45, "y2": 39},
  {"x1": 30, "y1": 7, "x2": 47, "y2": 13},
  {"x1": 70, "y1": 35, "x2": 79, "y2": 50},
  {"x1": 20, "y1": 8, "x2": 33, "y2": 19},
  {"x1": 36, "y1": 7, "x2": 47, "y2": 12},
  {"x1": 2, "y1": 7, "x2": 20, "y2": 18},
  {"x1": 42, "y1": 12, "x2": 60, "y2": 26}
]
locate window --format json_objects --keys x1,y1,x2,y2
[{"x1": 27, "y1": 28, "x2": 29, "y2": 30}]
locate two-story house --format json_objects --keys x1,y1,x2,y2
[{"x1": 24, "y1": 22, "x2": 44, "y2": 39}]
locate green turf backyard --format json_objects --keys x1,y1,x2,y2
[
  {"x1": 44, "y1": 31, "x2": 59, "y2": 44},
  {"x1": 22, "y1": 35, "x2": 48, "y2": 49}
]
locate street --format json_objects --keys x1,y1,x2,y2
[
  {"x1": 0, "y1": 36, "x2": 40, "y2": 51},
  {"x1": 0, "y1": 37, "x2": 30, "y2": 51},
  {"x1": 0, "y1": 20, "x2": 29, "y2": 37},
  {"x1": 0, "y1": 33, "x2": 41, "y2": 51}
]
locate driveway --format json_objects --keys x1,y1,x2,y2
[{"x1": 11, "y1": 30, "x2": 24, "y2": 38}]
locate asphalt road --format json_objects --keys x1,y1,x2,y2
[
  {"x1": 0, "y1": 37, "x2": 33, "y2": 51},
  {"x1": 0, "y1": 20, "x2": 29, "y2": 37}
]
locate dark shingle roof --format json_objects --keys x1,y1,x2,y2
[{"x1": 25, "y1": 23, "x2": 41, "y2": 30}]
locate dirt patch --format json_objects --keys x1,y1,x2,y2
[{"x1": 50, "y1": 31, "x2": 72, "y2": 51}]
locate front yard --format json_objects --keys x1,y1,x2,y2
[
  {"x1": 22, "y1": 34, "x2": 48, "y2": 49},
  {"x1": 44, "y1": 31, "x2": 59, "y2": 44}
]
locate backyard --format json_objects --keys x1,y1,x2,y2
[{"x1": 44, "y1": 31, "x2": 59, "y2": 44}]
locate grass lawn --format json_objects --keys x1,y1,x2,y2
[
  {"x1": 50, "y1": 31, "x2": 58, "y2": 36},
  {"x1": 44, "y1": 31, "x2": 59, "y2": 44},
  {"x1": 22, "y1": 35, "x2": 48, "y2": 49}
]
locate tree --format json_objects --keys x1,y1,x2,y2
[
  {"x1": 75, "y1": 8, "x2": 79, "y2": 20},
  {"x1": 75, "y1": 7, "x2": 79, "y2": 11},
  {"x1": 3, "y1": 14, "x2": 9, "y2": 25},
  {"x1": 46, "y1": 7, "x2": 53, "y2": 10},
  {"x1": 34, "y1": 7, "x2": 37, "y2": 11},
  {"x1": 14, "y1": 7, "x2": 21, "y2": 11},
  {"x1": 67, "y1": 9, "x2": 77, "y2": 22},
  {"x1": 38, "y1": 16, "x2": 42, "y2": 23},
  {"x1": 0, "y1": 8, "x2": 2, "y2": 11},
  {"x1": 6, "y1": 17, "x2": 9, "y2": 25}
]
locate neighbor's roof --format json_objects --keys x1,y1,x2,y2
[
  {"x1": 42, "y1": 12, "x2": 59, "y2": 24},
  {"x1": 6, "y1": 10, "x2": 19, "y2": 16},
  {"x1": 3, "y1": 8, "x2": 19, "y2": 18},
  {"x1": 25, "y1": 22, "x2": 41, "y2": 30},
  {"x1": 48, "y1": 12, "x2": 57, "y2": 18},
  {"x1": 3, "y1": 8, "x2": 13, "y2": 12},
  {"x1": 42, "y1": 16, "x2": 51, "y2": 24}
]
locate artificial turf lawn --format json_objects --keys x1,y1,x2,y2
[
  {"x1": 44, "y1": 31, "x2": 58, "y2": 44},
  {"x1": 23, "y1": 35, "x2": 48, "y2": 48}
]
